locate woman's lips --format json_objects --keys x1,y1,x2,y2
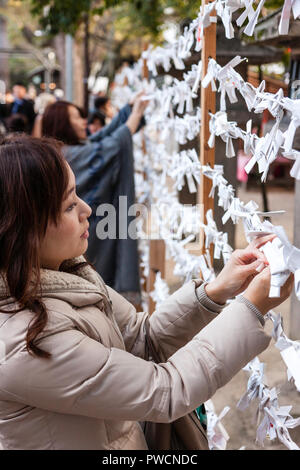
[{"x1": 81, "y1": 229, "x2": 89, "y2": 239}]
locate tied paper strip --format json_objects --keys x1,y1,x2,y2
[
  {"x1": 203, "y1": 209, "x2": 233, "y2": 263},
  {"x1": 202, "y1": 56, "x2": 300, "y2": 182},
  {"x1": 268, "y1": 311, "x2": 300, "y2": 392},
  {"x1": 237, "y1": 357, "x2": 300, "y2": 450},
  {"x1": 150, "y1": 271, "x2": 170, "y2": 307},
  {"x1": 115, "y1": 55, "x2": 300, "y2": 186},
  {"x1": 142, "y1": 61, "x2": 202, "y2": 119},
  {"x1": 205, "y1": 399, "x2": 230, "y2": 450},
  {"x1": 257, "y1": 406, "x2": 300, "y2": 450},
  {"x1": 243, "y1": 0, "x2": 266, "y2": 36},
  {"x1": 139, "y1": 0, "x2": 300, "y2": 90},
  {"x1": 199, "y1": 165, "x2": 297, "y2": 300},
  {"x1": 142, "y1": 0, "x2": 300, "y2": 81},
  {"x1": 147, "y1": 107, "x2": 201, "y2": 146},
  {"x1": 166, "y1": 237, "x2": 215, "y2": 283},
  {"x1": 279, "y1": 0, "x2": 300, "y2": 35},
  {"x1": 138, "y1": 239, "x2": 150, "y2": 279},
  {"x1": 208, "y1": 111, "x2": 242, "y2": 158},
  {"x1": 237, "y1": 357, "x2": 267, "y2": 411},
  {"x1": 260, "y1": 238, "x2": 290, "y2": 298},
  {"x1": 252, "y1": 222, "x2": 300, "y2": 300},
  {"x1": 168, "y1": 149, "x2": 201, "y2": 193}
]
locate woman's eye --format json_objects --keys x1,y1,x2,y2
[{"x1": 66, "y1": 203, "x2": 77, "y2": 212}]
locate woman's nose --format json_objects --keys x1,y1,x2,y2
[{"x1": 79, "y1": 200, "x2": 92, "y2": 221}]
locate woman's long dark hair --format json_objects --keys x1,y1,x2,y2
[
  {"x1": 42, "y1": 101, "x2": 85, "y2": 145},
  {"x1": 0, "y1": 134, "x2": 70, "y2": 359}
]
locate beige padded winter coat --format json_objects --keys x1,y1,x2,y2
[{"x1": 0, "y1": 257, "x2": 271, "y2": 450}]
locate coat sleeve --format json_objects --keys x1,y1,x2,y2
[
  {"x1": 86, "y1": 124, "x2": 131, "y2": 172},
  {"x1": 0, "y1": 300, "x2": 271, "y2": 423},
  {"x1": 66, "y1": 124, "x2": 132, "y2": 189},
  {"x1": 88, "y1": 104, "x2": 145, "y2": 143},
  {"x1": 108, "y1": 281, "x2": 224, "y2": 361}
]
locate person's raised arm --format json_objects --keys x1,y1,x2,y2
[
  {"x1": 125, "y1": 93, "x2": 149, "y2": 135},
  {"x1": 88, "y1": 104, "x2": 132, "y2": 142},
  {"x1": 88, "y1": 92, "x2": 149, "y2": 142},
  {"x1": 1, "y1": 249, "x2": 292, "y2": 425},
  {"x1": 107, "y1": 235, "x2": 285, "y2": 361},
  {"x1": 0, "y1": 301, "x2": 270, "y2": 424}
]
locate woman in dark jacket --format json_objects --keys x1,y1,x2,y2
[{"x1": 42, "y1": 96, "x2": 147, "y2": 305}]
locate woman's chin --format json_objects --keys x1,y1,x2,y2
[
  {"x1": 80, "y1": 239, "x2": 89, "y2": 253},
  {"x1": 69, "y1": 241, "x2": 89, "y2": 260}
]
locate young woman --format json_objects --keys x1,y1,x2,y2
[
  {"x1": 41, "y1": 97, "x2": 147, "y2": 306},
  {"x1": 0, "y1": 135, "x2": 293, "y2": 450},
  {"x1": 87, "y1": 110, "x2": 106, "y2": 135}
]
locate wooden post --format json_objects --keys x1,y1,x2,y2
[
  {"x1": 198, "y1": 0, "x2": 216, "y2": 258},
  {"x1": 147, "y1": 240, "x2": 166, "y2": 315},
  {"x1": 142, "y1": 44, "x2": 149, "y2": 82}
]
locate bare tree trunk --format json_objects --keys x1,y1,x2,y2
[
  {"x1": 73, "y1": 38, "x2": 84, "y2": 108},
  {"x1": 53, "y1": 33, "x2": 66, "y2": 92},
  {"x1": 0, "y1": 0, "x2": 10, "y2": 88},
  {"x1": 83, "y1": 13, "x2": 90, "y2": 114}
]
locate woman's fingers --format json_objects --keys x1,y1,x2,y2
[
  {"x1": 251, "y1": 234, "x2": 276, "y2": 249},
  {"x1": 282, "y1": 273, "x2": 294, "y2": 296},
  {"x1": 237, "y1": 247, "x2": 268, "y2": 265},
  {"x1": 241, "y1": 258, "x2": 263, "y2": 274},
  {"x1": 250, "y1": 247, "x2": 269, "y2": 264},
  {"x1": 236, "y1": 236, "x2": 276, "y2": 267},
  {"x1": 241, "y1": 235, "x2": 276, "y2": 265}
]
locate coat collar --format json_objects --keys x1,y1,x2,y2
[{"x1": 0, "y1": 257, "x2": 111, "y2": 310}]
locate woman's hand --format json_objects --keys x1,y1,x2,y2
[
  {"x1": 126, "y1": 91, "x2": 149, "y2": 134},
  {"x1": 243, "y1": 267, "x2": 294, "y2": 315},
  {"x1": 132, "y1": 91, "x2": 149, "y2": 116},
  {"x1": 205, "y1": 235, "x2": 276, "y2": 305},
  {"x1": 131, "y1": 91, "x2": 149, "y2": 116}
]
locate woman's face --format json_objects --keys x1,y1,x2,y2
[
  {"x1": 68, "y1": 105, "x2": 87, "y2": 141},
  {"x1": 40, "y1": 164, "x2": 92, "y2": 270},
  {"x1": 88, "y1": 118, "x2": 103, "y2": 135}
]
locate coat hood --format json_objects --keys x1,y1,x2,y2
[{"x1": 0, "y1": 257, "x2": 111, "y2": 312}]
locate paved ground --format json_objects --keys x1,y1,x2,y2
[{"x1": 165, "y1": 185, "x2": 300, "y2": 450}]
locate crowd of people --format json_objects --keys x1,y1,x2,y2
[{"x1": 0, "y1": 82, "x2": 115, "y2": 138}]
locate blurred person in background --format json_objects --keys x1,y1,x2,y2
[
  {"x1": 32, "y1": 92, "x2": 57, "y2": 138},
  {"x1": 4, "y1": 90, "x2": 14, "y2": 105},
  {"x1": 9, "y1": 83, "x2": 36, "y2": 133},
  {"x1": 6, "y1": 114, "x2": 28, "y2": 134},
  {"x1": 42, "y1": 95, "x2": 147, "y2": 305},
  {"x1": 0, "y1": 104, "x2": 7, "y2": 136},
  {"x1": 87, "y1": 110, "x2": 106, "y2": 135},
  {"x1": 94, "y1": 95, "x2": 115, "y2": 124},
  {"x1": 0, "y1": 90, "x2": 14, "y2": 135}
]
